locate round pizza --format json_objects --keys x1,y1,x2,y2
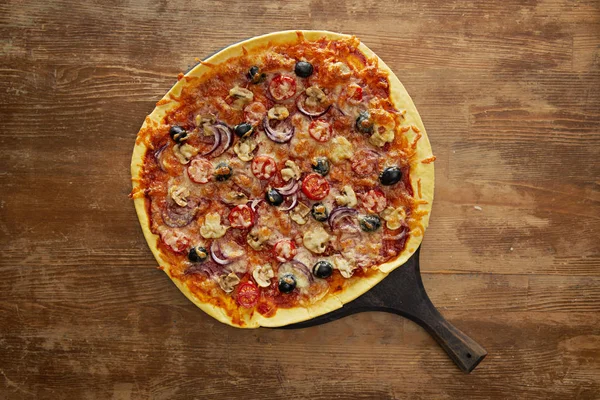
[{"x1": 130, "y1": 30, "x2": 435, "y2": 328}]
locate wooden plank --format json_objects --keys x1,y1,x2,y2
[{"x1": 1, "y1": 0, "x2": 599, "y2": 398}]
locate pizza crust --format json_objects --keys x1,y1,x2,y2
[{"x1": 131, "y1": 30, "x2": 434, "y2": 328}]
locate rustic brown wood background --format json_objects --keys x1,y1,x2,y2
[{"x1": 1, "y1": 0, "x2": 599, "y2": 398}]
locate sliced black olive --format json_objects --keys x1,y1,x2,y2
[
  {"x1": 278, "y1": 273, "x2": 297, "y2": 293},
  {"x1": 359, "y1": 215, "x2": 382, "y2": 232},
  {"x1": 265, "y1": 188, "x2": 284, "y2": 206},
  {"x1": 311, "y1": 157, "x2": 330, "y2": 176},
  {"x1": 188, "y1": 246, "x2": 208, "y2": 263},
  {"x1": 295, "y1": 61, "x2": 313, "y2": 78},
  {"x1": 313, "y1": 260, "x2": 333, "y2": 278},
  {"x1": 355, "y1": 111, "x2": 373, "y2": 134},
  {"x1": 234, "y1": 122, "x2": 254, "y2": 138},
  {"x1": 379, "y1": 166, "x2": 402, "y2": 186},
  {"x1": 169, "y1": 125, "x2": 188, "y2": 143},
  {"x1": 311, "y1": 203, "x2": 328, "y2": 222},
  {"x1": 214, "y1": 162, "x2": 232, "y2": 181},
  {"x1": 247, "y1": 66, "x2": 266, "y2": 84}
]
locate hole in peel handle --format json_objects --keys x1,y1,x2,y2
[{"x1": 412, "y1": 300, "x2": 488, "y2": 373}]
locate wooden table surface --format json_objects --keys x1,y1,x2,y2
[{"x1": 1, "y1": 0, "x2": 599, "y2": 398}]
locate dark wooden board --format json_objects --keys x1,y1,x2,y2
[
  {"x1": 283, "y1": 247, "x2": 488, "y2": 373},
  {"x1": 1, "y1": 0, "x2": 599, "y2": 398}
]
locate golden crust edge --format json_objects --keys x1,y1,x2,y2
[{"x1": 131, "y1": 30, "x2": 434, "y2": 328}]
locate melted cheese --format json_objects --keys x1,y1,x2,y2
[
  {"x1": 200, "y1": 213, "x2": 228, "y2": 239},
  {"x1": 330, "y1": 137, "x2": 354, "y2": 164}
]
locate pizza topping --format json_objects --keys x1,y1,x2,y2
[
  {"x1": 332, "y1": 255, "x2": 356, "y2": 278},
  {"x1": 301, "y1": 173, "x2": 330, "y2": 200},
  {"x1": 173, "y1": 143, "x2": 199, "y2": 164},
  {"x1": 187, "y1": 158, "x2": 213, "y2": 184},
  {"x1": 244, "y1": 102, "x2": 267, "y2": 125},
  {"x1": 329, "y1": 137, "x2": 354, "y2": 164},
  {"x1": 356, "y1": 111, "x2": 374, "y2": 134},
  {"x1": 202, "y1": 124, "x2": 234, "y2": 158},
  {"x1": 160, "y1": 229, "x2": 190, "y2": 253},
  {"x1": 252, "y1": 264, "x2": 275, "y2": 287},
  {"x1": 308, "y1": 119, "x2": 333, "y2": 142},
  {"x1": 214, "y1": 162, "x2": 233, "y2": 181},
  {"x1": 327, "y1": 61, "x2": 351, "y2": 78},
  {"x1": 381, "y1": 206, "x2": 406, "y2": 230},
  {"x1": 311, "y1": 156, "x2": 330, "y2": 176},
  {"x1": 169, "y1": 126, "x2": 188, "y2": 143},
  {"x1": 162, "y1": 200, "x2": 198, "y2": 228},
  {"x1": 278, "y1": 274, "x2": 296, "y2": 293},
  {"x1": 351, "y1": 150, "x2": 379, "y2": 177},
  {"x1": 251, "y1": 155, "x2": 277, "y2": 180},
  {"x1": 311, "y1": 203, "x2": 329, "y2": 222},
  {"x1": 273, "y1": 239, "x2": 297, "y2": 262},
  {"x1": 379, "y1": 166, "x2": 402, "y2": 186},
  {"x1": 269, "y1": 75, "x2": 297, "y2": 101},
  {"x1": 267, "y1": 105, "x2": 290, "y2": 121},
  {"x1": 279, "y1": 260, "x2": 312, "y2": 288},
  {"x1": 247, "y1": 226, "x2": 272, "y2": 250},
  {"x1": 200, "y1": 213, "x2": 228, "y2": 239},
  {"x1": 312, "y1": 260, "x2": 333, "y2": 279},
  {"x1": 233, "y1": 122, "x2": 254, "y2": 138},
  {"x1": 263, "y1": 116, "x2": 295, "y2": 143},
  {"x1": 247, "y1": 66, "x2": 266, "y2": 84},
  {"x1": 302, "y1": 225, "x2": 331, "y2": 254},
  {"x1": 297, "y1": 86, "x2": 331, "y2": 118},
  {"x1": 335, "y1": 185, "x2": 357, "y2": 207},
  {"x1": 294, "y1": 61, "x2": 314, "y2": 78},
  {"x1": 362, "y1": 189, "x2": 387, "y2": 213},
  {"x1": 290, "y1": 202, "x2": 311, "y2": 225},
  {"x1": 229, "y1": 86, "x2": 254, "y2": 109},
  {"x1": 233, "y1": 137, "x2": 257, "y2": 162},
  {"x1": 222, "y1": 191, "x2": 248, "y2": 205},
  {"x1": 228, "y1": 204, "x2": 255, "y2": 229},
  {"x1": 218, "y1": 272, "x2": 240, "y2": 293},
  {"x1": 188, "y1": 246, "x2": 208, "y2": 263},
  {"x1": 279, "y1": 193, "x2": 299, "y2": 212},
  {"x1": 265, "y1": 188, "x2": 284, "y2": 206},
  {"x1": 358, "y1": 214, "x2": 382, "y2": 232},
  {"x1": 328, "y1": 207, "x2": 360, "y2": 233},
  {"x1": 347, "y1": 83, "x2": 363, "y2": 103},
  {"x1": 236, "y1": 282, "x2": 260, "y2": 308},
  {"x1": 169, "y1": 185, "x2": 190, "y2": 207},
  {"x1": 211, "y1": 240, "x2": 245, "y2": 265},
  {"x1": 274, "y1": 178, "x2": 300, "y2": 196},
  {"x1": 281, "y1": 160, "x2": 301, "y2": 182}
]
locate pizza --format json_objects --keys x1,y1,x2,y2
[{"x1": 130, "y1": 30, "x2": 435, "y2": 328}]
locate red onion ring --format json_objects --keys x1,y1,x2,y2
[
  {"x1": 210, "y1": 241, "x2": 232, "y2": 265},
  {"x1": 328, "y1": 207, "x2": 360, "y2": 233},
  {"x1": 384, "y1": 230, "x2": 407, "y2": 241},
  {"x1": 211, "y1": 123, "x2": 234, "y2": 157},
  {"x1": 200, "y1": 126, "x2": 221, "y2": 156},
  {"x1": 274, "y1": 179, "x2": 299, "y2": 196},
  {"x1": 296, "y1": 94, "x2": 331, "y2": 118},
  {"x1": 289, "y1": 260, "x2": 314, "y2": 283},
  {"x1": 248, "y1": 199, "x2": 262, "y2": 212},
  {"x1": 263, "y1": 117, "x2": 295, "y2": 143},
  {"x1": 154, "y1": 144, "x2": 168, "y2": 172},
  {"x1": 278, "y1": 192, "x2": 298, "y2": 211}
]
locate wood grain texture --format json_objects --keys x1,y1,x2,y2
[{"x1": 1, "y1": 0, "x2": 599, "y2": 398}]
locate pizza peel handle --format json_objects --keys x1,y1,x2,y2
[{"x1": 282, "y1": 248, "x2": 487, "y2": 373}]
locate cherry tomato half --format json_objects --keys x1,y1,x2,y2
[
  {"x1": 347, "y1": 84, "x2": 363, "y2": 103},
  {"x1": 269, "y1": 75, "x2": 297, "y2": 101},
  {"x1": 302, "y1": 173, "x2": 330, "y2": 200},
  {"x1": 251, "y1": 155, "x2": 278, "y2": 180},
  {"x1": 236, "y1": 282, "x2": 260, "y2": 308},
  {"x1": 273, "y1": 239, "x2": 297, "y2": 262},
  {"x1": 308, "y1": 119, "x2": 333, "y2": 142},
  {"x1": 228, "y1": 204, "x2": 255, "y2": 229}
]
